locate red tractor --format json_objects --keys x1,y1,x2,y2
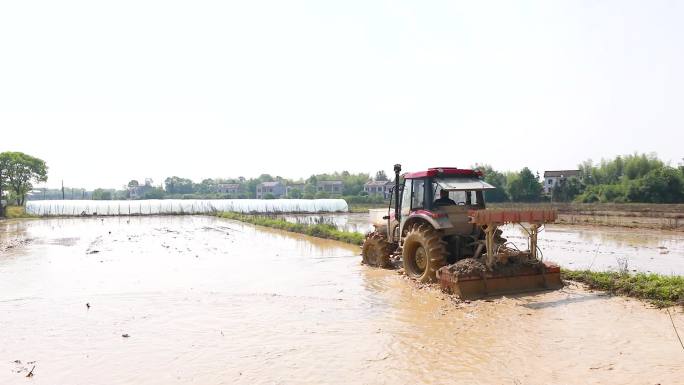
[{"x1": 362, "y1": 164, "x2": 561, "y2": 299}]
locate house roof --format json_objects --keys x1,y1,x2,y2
[
  {"x1": 543, "y1": 170, "x2": 580, "y2": 178},
  {"x1": 259, "y1": 181, "x2": 282, "y2": 187},
  {"x1": 365, "y1": 180, "x2": 392, "y2": 187}
]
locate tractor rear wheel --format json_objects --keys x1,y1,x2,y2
[
  {"x1": 362, "y1": 231, "x2": 395, "y2": 268},
  {"x1": 402, "y1": 224, "x2": 447, "y2": 283}
]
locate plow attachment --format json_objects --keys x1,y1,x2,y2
[
  {"x1": 437, "y1": 261, "x2": 562, "y2": 299},
  {"x1": 437, "y1": 209, "x2": 563, "y2": 299}
]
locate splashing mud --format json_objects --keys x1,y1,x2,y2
[{"x1": 0, "y1": 217, "x2": 682, "y2": 385}]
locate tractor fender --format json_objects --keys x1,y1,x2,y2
[{"x1": 402, "y1": 212, "x2": 452, "y2": 234}]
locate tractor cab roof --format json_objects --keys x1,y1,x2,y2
[
  {"x1": 435, "y1": 177, "x2": 495, "y2": 191},
  {"x1": 403, "y1": 167, "x2": 482, "y2": 179}
]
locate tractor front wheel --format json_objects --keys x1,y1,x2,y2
[
  {"x1": 362, "y1": 231, "x2": 395, "y2": 268},
  {"x1": 402, "y1": 224, "x2": 447, "y2": 283}
]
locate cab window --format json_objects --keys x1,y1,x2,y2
[
  {"x1": 411, "y1": 179, "x2": 425, "y2": 209},
  {"x1": 401, "y1": 182, "x2": 411, "y2": 216},
  {"x1": 446, "y1": 190, "x2": 482, "y2": 206}
]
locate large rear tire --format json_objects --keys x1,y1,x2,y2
[
  {"x1": 402, "y1": 224, "x2": 447, "y2": 283},
  {"x1": 362, "y1": 231, "x2": 395, "y2": 268}
]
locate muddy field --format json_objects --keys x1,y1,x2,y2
[
  {"x1": 0, "y1": 217, "x2": 683, "y2": 385},
  {"x1": 281, "y1": 213, "x2": 684, "y2": 275}
]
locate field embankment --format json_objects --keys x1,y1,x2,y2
[
  {"x1": 562, "y1": 269, "x2": 684, "y2": 307},
  {"x1": 217, "y1": 212, "x2": 365, "y2": 245},
  {"x1": 491, "y1": 202, "x2": 684, "y2": 231}
]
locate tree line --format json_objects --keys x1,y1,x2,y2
[
  {"x1": 0, "y1": 152, "x2": 48, "y2": 216},
  {"x1": 477, "y1": 153, "x2": 684, "y2": 204},
  {"x1": 4, "y1": 152, "x2": 684, "y2": 214},
  {"x1": 118, "y1": 171, "x2": 388, "y2": 202}
]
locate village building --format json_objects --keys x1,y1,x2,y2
[
  {"x1": 316, "y1": 180, "x2": 343, "y2": 195},
  {"x1": 363, "y1": 180, "x2": 393, "y2": 199},
  {"x1": 216, "y1": 183, "x2": 242, "y2": 195},
  {"x1": 542, "y1": 170, "x2": 580, "y2": 194},
  {"x1": 128, "y1": 178, "x2": 154, "y2": 199},
  {"x1": 256, "y1": 181, "x2": 286, "y2": 199}
]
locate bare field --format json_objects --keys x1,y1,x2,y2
[{"x1": 0, "y1": 217, "x2": 682, "y2": 385}]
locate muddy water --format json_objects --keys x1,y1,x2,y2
[
  {"x1": 289, "y1": 213, "x2": 684, "y2": 275},
  {"x1": 1, "y1": 217, "x2": 683, "y2": 385},
  {"x1": 503, "y1": 224, "x2": 684, "y2": 275}
]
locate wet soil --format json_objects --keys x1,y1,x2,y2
[
  {"x1": 0, "y1": 217, "x2": 682, "y2": 385},
  {"x1": 444, "y1": 257, "x2": 486, "y2": 276},
  {"x1": 504, "y1": 224, "x2": 684, "y2": 275},
  {"x1": 292, "y1": 213, "x2": 684, "y2": 275}
]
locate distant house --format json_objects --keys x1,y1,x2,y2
[
  {"x1": 256, "y1": 181, "x2": 286, "y2": 199},
  {"x1": 128, "y1": 178, "x2": 154, "y2": 199},
  {"x1": 543, "y1": 170, "x2": 580, "y2": 194},
  {"x1": 286, "y1": 183, "x2": 306, "y2": 197},
  {"x1": 317, "y1": 180, "x2": 343, "y2": 195},
  {"x1": 364, "y1": 180, "x2": 393, "y2": 199},
  {"x1": 216, "y1": 183, "x2": 242, "y2": 195}
]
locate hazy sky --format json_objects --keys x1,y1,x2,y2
[{"x1": 1, "y1": 0, "x2": 682, "y2": 189}]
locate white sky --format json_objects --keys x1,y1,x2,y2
[{"x1": 1, "y1": 0, "x2": 683, "y2": 189}]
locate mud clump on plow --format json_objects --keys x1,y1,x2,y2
[{"x1": 437, "y1": 209, "x2": 563, "y2": 300}]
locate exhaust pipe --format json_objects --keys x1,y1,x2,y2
[{"x1": 394, "y1": 164, "x2": 401, "y2": 222}]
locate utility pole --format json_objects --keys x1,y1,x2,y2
[{"x1": 61, "y1": 180, "x2": 65, "y2": 200}]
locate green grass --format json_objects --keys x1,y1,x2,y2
[
  {"x1": 347, "y1": 203, "x2": 386, "y2": 213},
  {"x1": 562, "y1": 269, "x2": 684, "y2": 307},
  {"x1": 217, "y1": 212, "x2": 365, "y2": 245},
  {"x1": 3, "y1": 206, "x2": 36, "y2": 219}
]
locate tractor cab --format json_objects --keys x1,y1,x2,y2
[{"x1": 393, "y1": 168, "x2": 495, "y2": 240}]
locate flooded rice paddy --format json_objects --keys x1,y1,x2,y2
[
  {"x1": 281, "y1": 213, "x2": 684, "y2": 275},
  {"x1": 0, "y1": 216, "x2": 683, "y2": 385}
]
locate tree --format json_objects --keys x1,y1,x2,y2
[
  {"x1": 627, "y1": 167, "x2": 684, "y2": 203},
  {"x1": 128, "y1": 180, "x2": 139, "y2": 188},
  {"x1": 507, "y1": 167, "x2": 542, "y2": 202},
  {"x1": 143, "y1": 187, "x2": 165, "y2": 199},
  {"x1": 164, "y1": 176, "x2": 195, "y2": 194},
  {"x1": 1, "y1": 152, "x2": 48, "y2": 206},
  {"x1": 474, "y1": 164, "x2": 508, "y2": 202},
  {"x1": 92, "y1": 188, "x2": 113, "y2": 200},
  {"x1": 342, "y1": 173, "x2": 370, "y2": 195},
  {"x1": 197, "y1": 179, "x2": 217, "y2": 194},
  {"x1": 258, "y1": 174, "x2": 274, "y2": 182},
  {"x1": 551, "y1": 177, "x2": 583, "y2": 202},
  {"x1": 288, "y1": 188, "x2": 302, "y2": 199},
  {"x1": 375, "y1": 170, "x2": 388, "y2": 181},
  {"x1": 0, "y1": 154, "x2": 9, "y2": 217}
]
